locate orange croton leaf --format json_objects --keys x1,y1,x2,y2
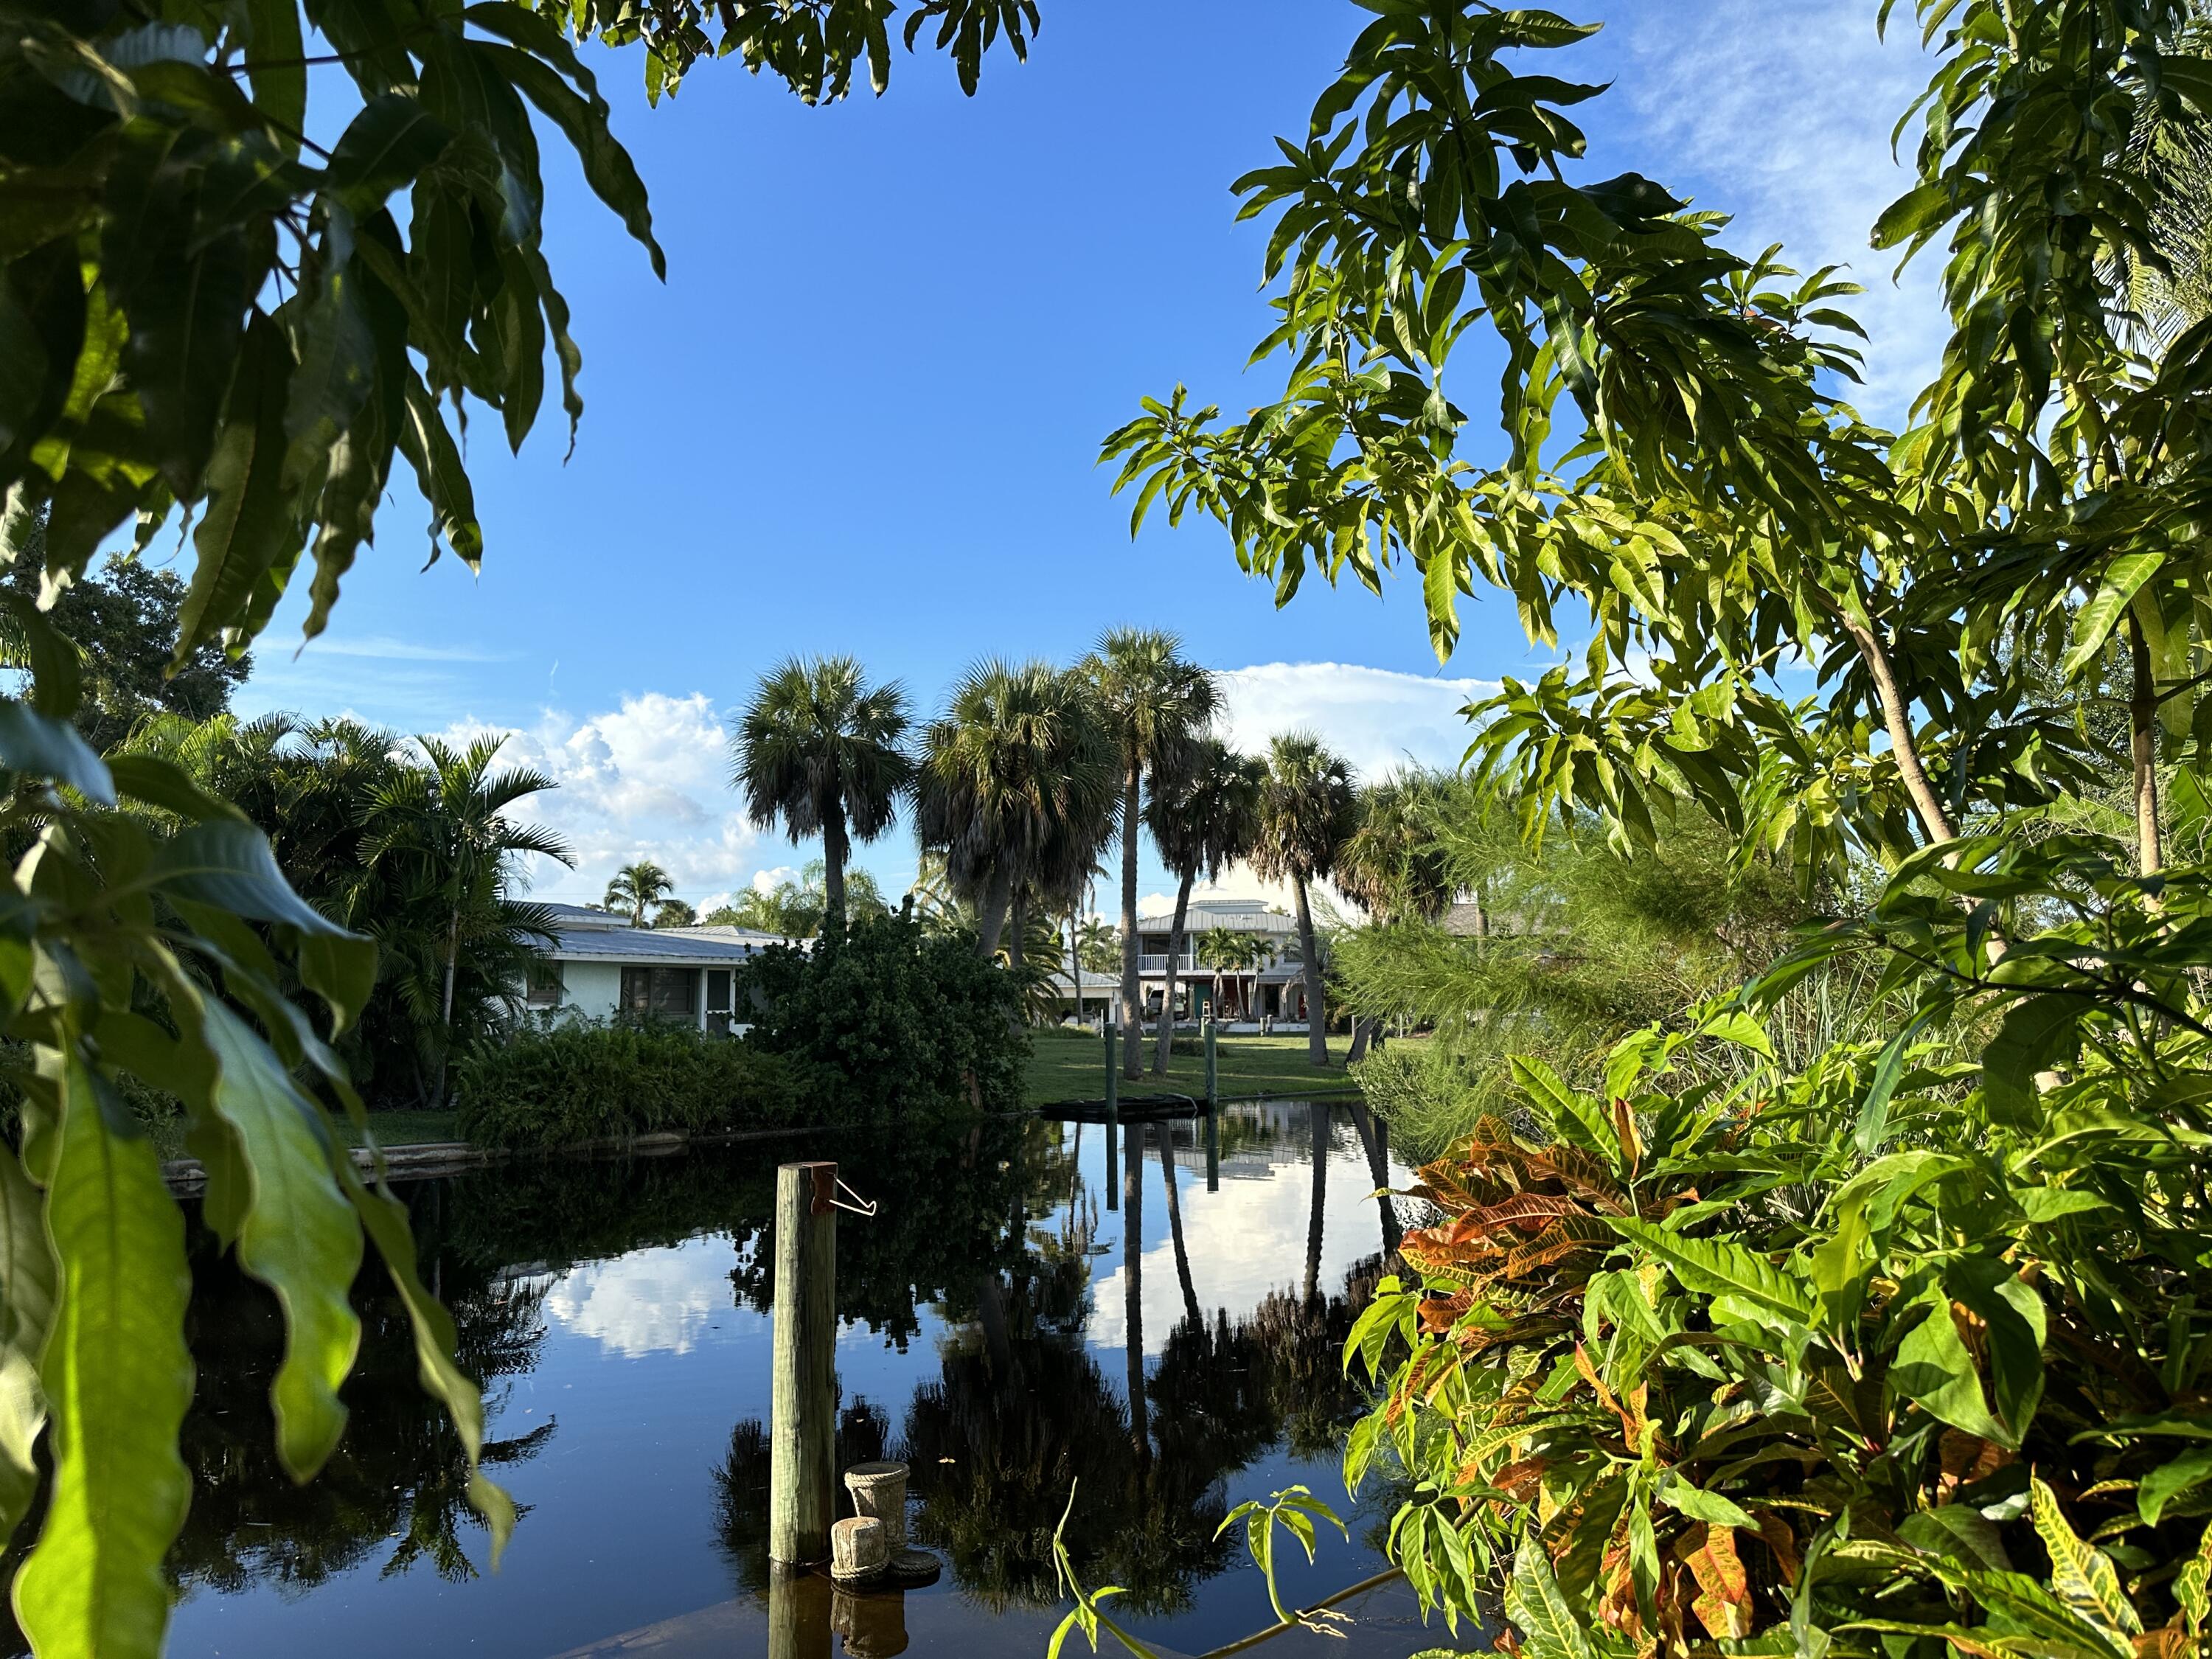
[
  {"x1": 1419, "y1": 1290, "x2": 1475, "y2": 1334},
  {"x1": 1612, "y1": 1096, "x2": 1644, "y2": 1175},
  {"x1": 1680, "y1": 1523, "x2": 1753, "y2": 1640},
  {"x1": 1753, "y1": 1509, "x2": 1800, "y2": 1587},
  {"x1": 2133, "y1": 1630, "x2": 2191, "y2": 1659}
]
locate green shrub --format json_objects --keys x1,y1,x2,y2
[
  {"x1": 740, "y1": 910, "x2": 1027, "y2": 1118},
  {"x1": 452, "y1": 1021, "x2": 802, "y2": 1150}
]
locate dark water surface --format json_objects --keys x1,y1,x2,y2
[{"x1": 19, "y1": 1103, "x2": 1459, "y2": 1659}]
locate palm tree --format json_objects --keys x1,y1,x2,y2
[
  {"x1": 605, "y1": 859, "x2": 673, "y2": 925},
  {"x1": 731, "y1": 655, "x2": 914, "y2": 927},
  {"x1": 1143, "y1": 738, "x2": 1265, "y2": 1074},
  {"x1": 1250, "y1": 733, "x2": 1356, "y2": 1068},
  {"x1": 1194, "y1": 925, "x2": 1264, "y2": 1020},
  {"x1": 916, "y1": 660, "x2": 1114, "y2": 957},
  {"x1": 1333, "y1": 773, "x2": 1455, "y2": 1060},
  {"x1": 360, "y1": 734, "x2": 572, "y2": 1102},
  {"x1": 1080, "y1": 629, "x2": 1221, "y2": 1080}
]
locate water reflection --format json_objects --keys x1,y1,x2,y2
[{"x1": 1, "y1": 1102, "x2": 1417, "y2": 1658}]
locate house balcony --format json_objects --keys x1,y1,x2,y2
[{"x1": 1137, "y1": 953, "x2": 1195, "y2": 973}]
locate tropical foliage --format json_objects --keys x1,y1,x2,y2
[
  {"x1": 1251, "y1": 733, "x2": 1356, "y2": 1067},
  {"x1": 453, "y1": 1021, "x2": 800, "y2": 1148},
  {"x1": 1083, "y1": 630, "x2": 1222, "y2": 1076},
  {"x1": 117, "y1": 713, "x2": 567, "y2": 1108},
  {"x1": 1081, "y1": 1, "x2": 2212, "y2": 1658},
  {"x1": 917, "y1": 658, "x2": 1115, "y2": 960},
  {"x1": 0, "y1": 0, "x2": 1040, "y2": 1642},
  {"x1": 604, "y1": 860, "x2": 675, "y2": 926},
  {"x1": 704, "y1": 859, "x2": 892, "y2": 936},
  {"x1": 731, "y1": 655, "x2": 914, "y2": 924},
  {"x1": 1144, "y1": 736, "x2": 1265, "y2": 1070},
  {"x1": 740, "y1": 908, "x2": 1029, "y2": 1119}
]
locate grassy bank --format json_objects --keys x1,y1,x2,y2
[
  {"x1": 335, "y1": 1030, "x2": 1366, "y2": 1152},
  {"x1": 1022, "y1": 1026, "x2": 1362, "y2": 1107}
]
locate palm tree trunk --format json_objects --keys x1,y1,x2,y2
[
  {"x1": 1155, "y1": 1127, "x2": 1200, "y2": 1328},
  {"x1": 1347, "y1": 1015, "x2": 1373, "y2": 1064},
  {"x1": 1304, "y1": 1103, "x2": 1329, "y2": 1306},
  {"x1": 434, "y1": 903, "x2": 461, "y2": 1103},
  {"x1": 1122, "y1": 1122, "x2": 1147, "y2": 1459},
  {"x1": 1068, "y1": 908, "x2": 1083, "y2": 1022},
  {"x1": 1152, "y1": 871, "x2": 1194, "y2": 1076},
  {"x1": 977, "y1": 865, "x2": 1015, "y2": 958},
  {"x1": 2131, "y1": 607, "x2": 2165, "y2": 880},
  {"x1": 1291, "y1": 876, "x2": 1329, "y2": 1066},
  {"x1": 822, "y1": 807, "x2": 850, "y2": 928},
  {"x1": 1119, "y1": 762, "x2": 1144, "y2": 1081},
  {"x1": 1349, "y1": 1100, "x2": 1401, "y2": 1256},
  {"x1": 1008, "y1": 891, "x2": 1027, "y2": 973}
]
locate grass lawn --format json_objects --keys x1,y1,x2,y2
[
  {"x1": 324, "y1": 1035, "x2": 1356, "y2": 1148},
  {"x1": 338, "y1": 1109, "x2": 462, "y2": 1149},
  {"x1": 1023, "y1": 1026, "x2": 1361, "y2": 1107}
]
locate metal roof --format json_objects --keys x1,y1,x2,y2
[
  {"x1": 546, "y1": 923, "x2": 789, "y2": 965},
  {"x1": 1134, "y1": 900, "x2": 1298, "y2": 935}
]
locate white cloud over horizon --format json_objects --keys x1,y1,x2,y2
[{"x1": 437, "y1": 661, "x2": 1495, "y2": 919}]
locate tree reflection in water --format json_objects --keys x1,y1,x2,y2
[
  {"x1": 714, "y1": 1112, "x2": 1399, "y2": 1620},
  {"x1": 0, "y1": 1104, "x2": 1397, "y2": 1654}
]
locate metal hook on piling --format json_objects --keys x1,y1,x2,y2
[{"x1": 829, "y1": 1176, "x2": 877, "y2": 1218}]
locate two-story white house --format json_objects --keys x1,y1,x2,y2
[
  {"x1": 523, "y1": 904, "x2": 805, "y2": 1034},
  {"x1": 1046, "y1": 898, "x2": 1313, "y2": 1028}
]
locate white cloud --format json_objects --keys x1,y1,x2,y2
[
  {"x1": 1611, "y1": 1, "x2": 1948, "y2": 421},
  {"x1": 291, "y1": 635, "x2": 516, "y2": 663},
  {"x1": 1217, "y1": 661, "x2": 1496, "y2": 785},
  {"x1": 543, "y1": 1242, "x2": 735, "y2": 1357},
  {"x1": 433, "y1": 692, "x2": 772, "y2": 908}
]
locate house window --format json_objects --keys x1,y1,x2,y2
[
  {"x1": 526, "y1": 960, "x2": 564, "y2": 1007},
  {"x1": 620, "y1": 965, "x2": 699, "y2": 1021},
  {"x1": 706, "y1": 969, "x2": 733, "y2": 1036}
]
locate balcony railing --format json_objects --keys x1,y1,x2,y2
[{"x1": 1136, "y1": 953, "x2": 1194, "y2": 973}]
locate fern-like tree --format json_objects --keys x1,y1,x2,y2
[
  {"x1": 1081, "y1": 629, "x2": 1222, "y2": 1079},
  {"x1": 732, "y1": 655, "x2": 914, "y2": 928},
  {"x1": 1251, "y1": 734, "x2": 1356, "y2": 1067},
  {"x1": 1144, "y1": 738, "x2": 1265, "y2": 1073},
  {"x1": 1334, "y1": 773, "x2": 1457, "y2": 1060},
  {"x1": 917, "y1": 661, "x2": 1114, "y2": 958},
  {"x1": 605, "y1": 860, "x2": 675, "y2": 926}
]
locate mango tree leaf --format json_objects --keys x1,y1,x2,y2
[
  {"x1": 0, "y1": 701, "x2": 113, "y2": 804},
  {"x1": 192, "y1": 1001, "x2": 362, "y2": 1481},
  {"x1": 147, "y1": 818, "x2": 347, "y2": 933},
  {"x1": 0, "y1": 1138, "x2": 55, "y2": 1542},
  {"x1": 2062, "y1": 552, "x2": 2166, "y2": 678},
  {"x1": 11, "y1": 1058, "x2": 193, "y2": 1659},
  {"x1": 339, "y1": 1161, "x2": 515, "y2": 1559},
  {"x1": 177, "y1": 311, "x2": 299, "y2": 662}
]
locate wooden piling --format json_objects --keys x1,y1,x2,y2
[
  {"x1": 1103, "y1": 1020, "x2": 1119, "y2": 1211},
  {"x1": 770, "y1": 1161, "x2": 838, "y2": 1566},
  {"x1": 1203, "y1": 1017, "x2": 1220, "y2": 1193}
]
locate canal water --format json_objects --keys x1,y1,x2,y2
[{"x1": 7, "y1": 1102, "x2": 1465, "y2": 1659}]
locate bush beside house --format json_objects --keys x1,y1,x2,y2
[
  {"x1": 453, "y1": 1023, "x2": 802, "y2": 1149},
  {"x1": 740, "y1": 910, "x2": 1027, "y2": 1119}
]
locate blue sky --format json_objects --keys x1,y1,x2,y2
[{"x1": 223, "y1": 0, "x2": 1948, "y2": 915}]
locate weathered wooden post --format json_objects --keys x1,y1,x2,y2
[
  {"x1": 1103, "y1": 1019, "x2": 1120, "y2": 1212},
  {"x1": 1203, "y1": 1016, "x2": 1220, "y2": 1194},
  {"x1": 770, "y1": 1161, "x2": 837, "y2": 1568}
]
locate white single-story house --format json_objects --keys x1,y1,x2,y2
[{"x1": 524, "y1": 904, "x2": 807, "y2": 1034}]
